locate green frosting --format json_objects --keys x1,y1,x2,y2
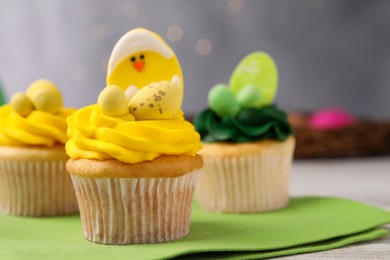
[
  {"x1": 194, "y1": 105, "x2": 293, "y2": 143},
  {"x1": 0, "y1": 81, "x2": 5, "y2": 105}
]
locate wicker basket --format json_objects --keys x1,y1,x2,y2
[{"x1": 289, "y1": 114, "x2": 390, "y2": 158}]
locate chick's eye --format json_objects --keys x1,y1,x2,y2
[
  {"x1": 130, "y1": 57, "x2": 136, "y2": 62},
  {"x1": 140, "y1": 54, "x2": 144, "y2": 60}
]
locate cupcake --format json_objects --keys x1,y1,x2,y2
[
  {"x1": 194, "y1": 52, "x2": 295, "y2": 213},
  {"x1": 65, "y1": 28, "x2": 203, "y2": 245},
  {"x1": 0, "y1": 79, "x2": 78, "y2": 216}
]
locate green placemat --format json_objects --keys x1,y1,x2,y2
[{"x1": 0, "y1": 197, "x2": 389, "y2": 260}]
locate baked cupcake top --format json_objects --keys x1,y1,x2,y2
[
  {"x1": 194, "y1": 52, "x2": 292, "y2": 143},
  {"x1": 66, "y1": 28, "x2": 202, "y2": 164},
  {"x1": 0, "y1": 79, "x2": 75, "y2": 147}
]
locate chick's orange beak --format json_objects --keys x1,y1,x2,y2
[{"x1": 133, "y1": 60, "x2": 145, "y2": 72}]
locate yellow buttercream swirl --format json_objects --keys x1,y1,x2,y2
[
  {"x1": 66, "y1": 105, "x2": 202, "y2": 164},
  {"x1": 0, "y1": 105, "x2": 75, "y2": 147}
]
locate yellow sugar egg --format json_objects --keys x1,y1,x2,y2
[
  {"x1": 98, "y1": 85, "x2": 129, "y2": 117},
  {"x1": 26, "y1": 79, "x2": 62, "y2": 113},
  {"x1": 128, "y1": 81, "x2": 182, "y2": 120},
  {"x1": 30, "y1": 89, "x2": 61, "y2": 114},
  {"x1": 10, "y1": 92, "x2": 34, "y2": 116}
]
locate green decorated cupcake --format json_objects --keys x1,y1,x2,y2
[{"x1": 194, "y1": 52, "x2": 295, "y2": 213}]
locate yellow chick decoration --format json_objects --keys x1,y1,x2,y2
[
  {"x1": 129, "y1": 81, "x2": 182, "y2": 120},
  {"x1": 106, "y1": 28, "x2": 183, "y2": 98},
  {"x1": 10, "y1": 79, "x2": 63, "y2": 116},
  {"x1": 102, "y1": 28, "x2": 185, "y2": 121}
]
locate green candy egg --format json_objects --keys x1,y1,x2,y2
[
  {"x1": 236, "y1": 84, "x2": 262, "y2": 108},
  {"x1": 208, "y1": 84, "x2": 240, "y2": 117},
  {"x1": 229, "y1": 52, "x2": 278, "y2": 105}
]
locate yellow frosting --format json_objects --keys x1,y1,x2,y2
[
  {"x1": 0, "y1": 79, "x2": 75, "y2": 147},
  {"x1": 66, "y1": 104, "x2": 202, "y2": 164},
  {"x1": 0, "y1": 105, "x2": 75, "y2": 147}
]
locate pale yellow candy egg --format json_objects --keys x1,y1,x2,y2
[
  {"x1": 26, "y1": 79, "x2": 63, "y2": 113},
  {"x1": 98, "y1": 85, "x2": 129, "y2": 117},
  {"x1": 128, "y1": 81, "x2": 182, "y2": 120},
  {"x1": 10, "y1": 92, "x2": 34, "y2": 116},
  {"x1": 30, "y1": 89, "x2": 62, "y2": 114}
]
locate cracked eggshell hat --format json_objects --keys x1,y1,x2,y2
[{"x1": 106, "y1": 28, "x2": 174, "y2": 78}]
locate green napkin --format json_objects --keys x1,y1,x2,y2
[{"x1": 0, "y1": 197, "x2": 389, "y2": 260}]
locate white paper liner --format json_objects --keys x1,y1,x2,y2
[
  {"x1": 197, "y1": 141, "x2": 294, "y2": 213},
  {"x1": 0, "y1": 160, "x2": 79, "y2": 216},
  {"x1": 70, "y1": 170, "x2": 200, "y2": 245}
]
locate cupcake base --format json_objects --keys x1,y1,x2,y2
[
  {"x1": 197, "y1": 137, "x2": 295, "y2": 213},
  {"x1": 67, "y1": 155, "x2": 203, "y2": 245},
  {"x1": 0, "y1": 146, "x2": 79, "y2": 216}
]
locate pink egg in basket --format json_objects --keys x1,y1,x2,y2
[{"x1": 308, "y1": 108, "x2": 356, "y2": 130}]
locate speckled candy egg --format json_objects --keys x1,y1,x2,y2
[{"x1": 128, "y1": 81, "x2": 182, "y2": 120}]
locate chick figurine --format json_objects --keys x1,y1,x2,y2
[{"x1": 106, "y1": 28, "x2": 183, "y2": 100}]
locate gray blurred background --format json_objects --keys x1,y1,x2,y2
[{"x1": 0, "y1": 0, "x2": 389, "y2": 118}]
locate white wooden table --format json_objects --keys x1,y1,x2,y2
[{"x1": 280, "y1": 157, "x2": 390, "y2": 259}]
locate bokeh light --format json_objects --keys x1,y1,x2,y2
[
  {"x1": 122, "y1": 1, "x2": 139, "y2": 19},
  {"x1": 227, "y1": 0, "x2": 245, "y2": 15},
  {"x1": 166, "y1": 25, "x2": 183, "y2": 42},
  {"x1": 196, "y1": 39, "x2": 213, "y2": 56}
]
